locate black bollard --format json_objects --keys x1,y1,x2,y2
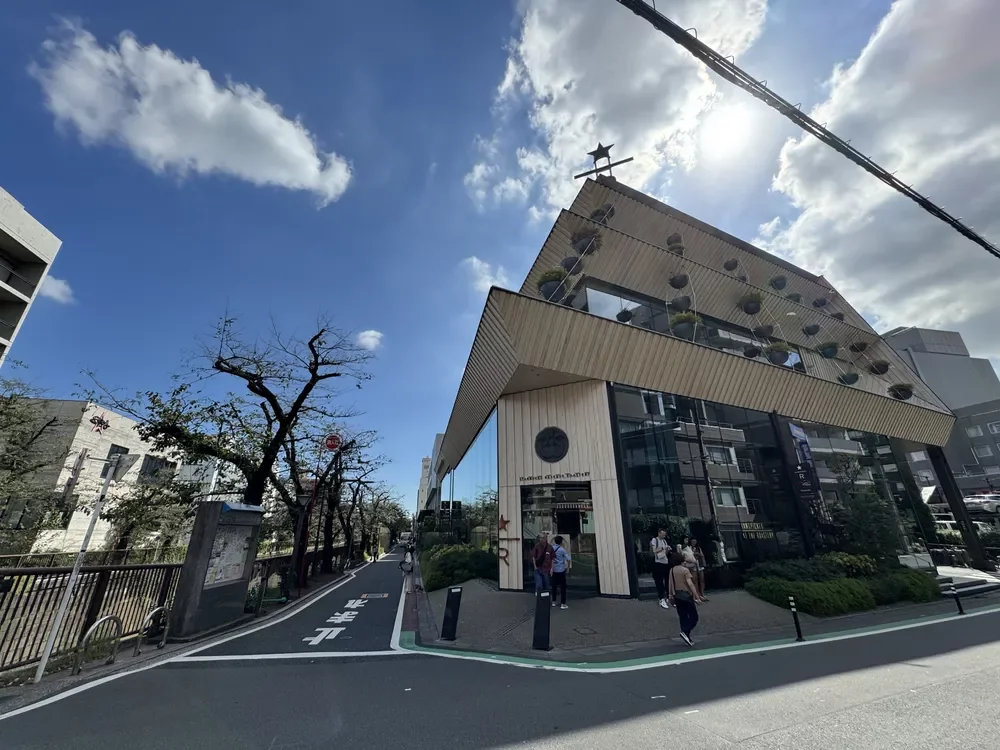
[
  {"x1": 949, "y1": 581, "x2": 966, "y2": 615},
  {"x1": 788, "y1": 595, "x2": 805, "y2": 642},
  {"x1": 440, "y1": 586, "x2": 463, "y2": 641},
  {"x1": 532, "y1": 591, "x2": 552, "y2": 651}
]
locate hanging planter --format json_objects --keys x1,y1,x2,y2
[
  {"x1": 868, "y1": 360, "x2": 890, "y2": 375},
  {"x1": 743, "y1": 346, "x2": 761, "y2": 359},
  {"x1": 829, "y1": 311, "x2": 846, "y2": 321},
  {"x1": 849, "y1": 341, "x2": 868, "y2": 354},
  {"x1": 737, "y1": 273, "x2": 749, "y2": 283},
  {"x1": 793, "y1": 361, "x2": 807, "y2": 373},
  {"x1": 838, "y1": 372, "x2": 860, "y2": 385},
  {"x1": 752, "y1": 324, "x2": 774, "y2": 338},
  {"x1": 537, "y1": 268, "x2": 568, "y2": 302},
  {"x1": 670, "y1": 312, "x2": 701, "y2": 341},
  {"x1": 666, "y1": 232, "x2": 685, "y2": 256},
  {"x1": 812, "y1": 297, "x2": 829, "y2": 308},
  {"x1": 616, "y1": 308, "x2": 634, "y2": 323},
  {"x1": 560, "y1": 256, "x2": 582, "y2": 274},
  {"x1": 764, "y1": 342, "x2": 792, "y2": 365},
  {"x1": 888, "y1": 383, "x2": 914, "y2": 401},
  {"x1": 802, "y1": 323, "x2": 821, "y2": 336},
  {"x1": 571, "y1": 228, "x2": 602, "y2": 256},
  {"x1": 818, "y1": 341, "x2": 839, "y2": 359},
  {"x1": 669, "y1": 273, "x2": 689, "y2": 290},
  {"x1": 786, "y1": 292, "x2": 803, "y2": 303},
  {"x1": 589, "y1": 204, "x2": 616, "y2": 224},
  {"x1": 669, "y1": 295, "x2": 691, "y2": 312},
  {"x1": 739, "y1": 291, "x2": 764, "y2": 315},
  {"x1": 769, "y1": 276, "x2": 787, "y2": 291},
  {"x1": 723, "y1": 259, "x2": 739, "y2": 272}
]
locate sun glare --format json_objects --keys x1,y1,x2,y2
[{"x1": 699, "y1": 104, "x2": 755, "y2": 160}]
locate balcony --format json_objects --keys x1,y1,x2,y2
[
  {"x1": 707, "y1": 458, "x2": 755, "y2": 482},
  {"x1": 806, "y1": 437, "x2": 864, "y2": 455},
  {"x1": 674, "y1": 416, "x2": 747, "y2": 444}
]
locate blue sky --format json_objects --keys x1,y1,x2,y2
[{"x1": 2, "y1": 0, "x2": 998, "y2": 511}]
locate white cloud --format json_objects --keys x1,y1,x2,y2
[
  {"x1": 767, "y1": 0, "x2": 1000, "y2": 359},
  {"x1": 461, "y1": 256, "x2": 510, "y2": 294},
  {"x1": 38, "y1": 275, "x2": 75, "y2": 304},
  {"x1": 757, "y1": 216, "x2": 781, "y2": 239},
  {"x1": 30, "y1": 20, "x2": 352, "y2": 205},
  {"x1": 356, "y1": 330, "x2": 383, "y2": 351},
  {"x1": 466, "y1": 0, "x2": 768, "y2": 218}
]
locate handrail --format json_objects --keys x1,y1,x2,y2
[
  {"x1": 133, "y1": 606, "x2": 170, "y2": 657},
  {"x1": 72, "y1": 615, "x2": 123, "y2": 675},
  {"x1": 0, "y1": 562, "x2": 183, "y2": 576}
]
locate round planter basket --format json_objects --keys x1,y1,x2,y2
[
  {"x1": 571, "y1": 230, "x2": 601, "y2": 256},
  {"x1": 560, "y1": 256, "x2": 581, "y2": 274},
  {"x1": 766, "y1": 350, "x2": 790, "y2": 366},
  {"x1": 669, "y1": 273, "x2": 689, "y2": 290},
  {"x1": 802, "y1": 324, "x2": 821, "y2": 336},
  {"x1": 819, "y1": 344, "x2": 839, "y2": 359},
  {"x1": 838, "y1": 373, "x2": 860, "y2": 385},
  {"x1": 786, "y1": 293, "x2": 803, "y2": 303},
  {"x1": 672, "y1": 322, "x2": 696, "y2": 340},
  {"x1": 869, "y1": 361, "x2": 890, "y2": 375},
  {"x1": 669, "y1": 295, "x2": 691, "y2": 312},
  {"x1": 741, "y1": 300, "x2": 761, "y2": 315},
  {"x1": 616, "y1": 309, "x2": 634, "y2": 323},
  {"x1": 723, "y1": 259, "x2": 739, "y2": 272},
  {"x1": 743, "y1": 346, "x2": 761, "y2": 359},
  {"x1": 752, "y1": 324, "x2": 774, "y2": 338},
  {"x1": 889, "y1": 385, "x2": 913, "y2": 401},
  {"x1": 539, "y1": 281, "x2": 564, "y2": 302},
  {"x1": 770, "y1": 276, "x2": 787, "y2": 290},
  {"x1": 590, "y1": 204, "x2": 616, "y2": 224},
  {"x1": 848, "y1": 342, "x2": 868, "y2": 354},
  {"x1": 813, "y1": 297, "x2": 829, "y2": 308},
  {"x1": 830, "y1": 312, "x2": 846, "y2": 321}
]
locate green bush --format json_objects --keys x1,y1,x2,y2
[
  {"x1": 420, "y1": 544, "x2": 499, "y2": 591},
  {"x1": 746, "y1": 577, "x2": 876, "y2": 616},
  {"x1": 745, "y1": 558, "x2": 841, "y2": 583},
  {"x1": 815, "y1": 552, "x2": 877, "y2": 578}
]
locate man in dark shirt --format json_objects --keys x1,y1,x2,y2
[{"x1": 531, "y1": 532, "x2": 554, "y2": 594}]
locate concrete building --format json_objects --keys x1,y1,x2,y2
[
  {"x1": 27, "y1": 400, "x2": 181, "y2": 552},
  {"x1": 418, "y1": 433, "x2": 445, "y2": 519},
  {"x1": 416, "y1": 456, "x2": 431, "y2": 514},
  {"x1": 0, "y1": 186, "x2": 62, "y2": 366},
  {"x1": 435, "y1": 174, "x2": 972, "y2": 597},
  {"x1": 885, "y1": 327, "x2": 1000, "y2": 495}
]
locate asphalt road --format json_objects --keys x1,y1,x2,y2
[{"x1": 3, "y1": 552, "x2": 1000, "y2": 749}]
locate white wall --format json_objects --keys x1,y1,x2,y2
[{"x1": 496, "y1": 380, "x2": 629, "y2": 596}]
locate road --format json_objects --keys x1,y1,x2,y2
[{"x1": 2, "y1": 548, "x2": 1000, "y2": 749}]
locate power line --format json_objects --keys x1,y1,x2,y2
[{"x1": 615, "y1": 0, "x2": 1000, "y2": 261}]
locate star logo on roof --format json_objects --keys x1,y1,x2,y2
[{"x1": 587, "y1": 142, "x2": 614, "y2": 162}]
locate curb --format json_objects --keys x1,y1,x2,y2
[{"x1": 395, "y1": 600, "x2": 1000, "y2": 673}]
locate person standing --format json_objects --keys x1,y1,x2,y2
[
  {"x1": 550, "y1": 535, "x2": 571, "y2": 609},
  {"x1": 531, "y1": 532, "x2": 554, "y2": 594},
  {"x1": 691, "y1": 538, "x2": 709, "y2": 602},
  {"x1": 668, "y1": 551, "x2": 699, "y2": 647},
  {"x1": 650, "y1": 528, "x2": 671, "y2": 609}
]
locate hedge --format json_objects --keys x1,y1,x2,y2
[
  {"x1": 746, "y1": 570, "x2": 939, "y2": 616},
  {"x1": 746, "y1": 552, "x2": 877, "y2": 583},
  {"x1": 420, "y1": 544, "x2": 499, "y2": 592}
]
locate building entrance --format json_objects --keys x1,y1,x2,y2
[{"x1": 521, "y1": 482, "x2": 599, "y2": 593}]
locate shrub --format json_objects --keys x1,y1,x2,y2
[
  {"x1": 746, "y1": 577, "x2": 876, "y2": 617},
  {"x1": 420, "y1": 543, "x2": 498, "y2": 591},
  {"x1": 815, "y1": 552, "x2": 877, "y2": 578},
  {"x1": 669, "y1": 312, "x2": 701, "y2": 327},
  {"x1": 536, "y1": 268, "x2": 568, "y2": 289},
  {"x1": 764, "y1": 341, "x2": 792, "y2": 354},
  {"x1": 745, "y1": 558, "x2": 841, "y2": 583}
]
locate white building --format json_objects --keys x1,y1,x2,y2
[
  {"x1": 29, "y1": 400, "x2": 181, "y2": 552},
  {"x1": 0, "y1": 186, "x2": 62, "y2": 366},
  {"x1": 416, "y1": 456, "x2": 431, "y2": 512}
]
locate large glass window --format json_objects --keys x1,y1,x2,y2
[{"x1": 435, "y1": 410, "x2": 498, "y2": 549}]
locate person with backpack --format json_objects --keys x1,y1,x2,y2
[{"x1": 649, "y1": 528, "x2": 671, "y2": 609}]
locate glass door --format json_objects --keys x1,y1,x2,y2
[{"x1": 520, "y1": 482, "x2": 599, "y2": 593}]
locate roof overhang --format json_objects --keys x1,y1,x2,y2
[{"x1": 438, "y1": 288, "x2": 955, "y2": 476}]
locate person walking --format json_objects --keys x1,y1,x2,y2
[
  {"x1": 550, "y1": 535, "x2": 571, "y2": 609},
  {"x1": 531, "y1": 532, "x2": 554, "y2": 594},
  {"x1": 650, "y1": 528, "x2": 671, "y2": 609},
  {"x1": 691, "y1": 538, "x2": 709, "y2": 601},
  {"x1": 668, "y1": 551, "x2": 699, "y2": 647},
  {"x1": 680, "y1": 536, "x2": 705, "y2": 603}
]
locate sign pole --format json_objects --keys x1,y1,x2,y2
[{"x1": 34, "y1": 454, "x2": 121, "y2": 683}]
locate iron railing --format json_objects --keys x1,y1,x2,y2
[
  {"x1": 0, "y1": 547, "x2": 187, "y2": 570},
  {"x1": 0, "y1": 562, "x2": 179, "y2": 673}
]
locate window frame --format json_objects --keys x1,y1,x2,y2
[{"x1": 713, "y1": 485, "x2": 747, "y2": 508}]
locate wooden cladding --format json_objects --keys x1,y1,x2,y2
[{"x1": 440, "y1": 287, "x2": 954, "y2": 477}]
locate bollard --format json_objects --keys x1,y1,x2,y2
[
  {"x1": 788, "y1": 595, "x2": 805, "y2": 642},
  {"x1": 949, "y1": 582, "x2": 966, "y2": 615},
  {"x1": 532, "y1": 591, "x2": 552, "y2": 651},
  {"x1": 440, "y1": 586, "x2": 463, "y2": 641}
]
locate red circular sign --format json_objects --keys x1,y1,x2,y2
[{"x1": 325, "y1": 434, "x2": 342, "y2": 451}]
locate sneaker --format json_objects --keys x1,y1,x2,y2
[
  {"x1": 560, "y1": 604, "x2": 569, "y2": 610},
  {"x1": 679, "y1": 632, "x2": 694, "y2": 647},
  {"x1": 552, "y1": 600, "x2": 558, "y2": 607},
  {"x1": 658, "y1": 598, "x2": 670, "y2": 609}
]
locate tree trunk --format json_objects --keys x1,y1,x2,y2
[
  {"x1": 110, "y1": 526, "x2": 133, "y2": 564},
  {"x1": 322, "y1": 511, "x2": 335, "y2": 573},
  {"x1": 289, "y1": 506, "x2": 309, "y2": 590}
]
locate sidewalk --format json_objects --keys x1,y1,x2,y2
[{"x1": 413, "y1": 575, "x2": 1000, "y2": 664}]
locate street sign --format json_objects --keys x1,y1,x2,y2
[
  {"x1": 112, "y1": 454, "x2": 140, "y2": 481},
  {"x1": 325, "y1": 434, "x2": 342, "y2": 451}
]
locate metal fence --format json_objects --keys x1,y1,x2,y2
[
  {"x1": 0, "y1": 563, "x2": 179, "y2": 673},
  {"x1": 0, "y1": 548, "x2": 187, "y2": 570}
]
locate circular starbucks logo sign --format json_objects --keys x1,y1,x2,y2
[{"x1": 535, "y1": 427, "x2": 569, "y2": 463}]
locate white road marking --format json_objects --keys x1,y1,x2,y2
[
  {"x1": 389, "y1": 577, "x2": 407, "y2": 652},
  {"x1": 175, "y1": 651, "x2": 406, "y2": 662},
  {"x1": 345, "y1": 599, "x2": 366, "y2": 609},
  {"x1": 302, "y1": 628, "x2": 346, "y2": 646},
  {"x1": 326, "y1": 612, "x2": 358, "y2": 624}
]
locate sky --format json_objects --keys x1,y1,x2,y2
[{"x1": 2, "y1": 0, "x2": 999, "y2": 513}]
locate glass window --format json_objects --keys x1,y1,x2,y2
[
  {"x1": 967, "y1": 425, "x2": 984, "y2": 437},
  {"x1": 975, "y1": 445, "x2": 993, "y2": 459},
  {"x1": 989, "y1": 422, "x2": 1000, "y2": 434},
  {"x1": 882, "y1": 463, "x2": 898, "y2": 473},
  {"x1": 985, "y1": 466, "x2": 1000, "y2": 476},
  {"x1": 916, "y1": 470, "x2": 935, "y2": 484},
  {"x1": 443, "y1": 410, "x2": 498, "y2": 549},
  {"x1": 907, "y1": 450, "x2": 929, "y2": 462},
  {"x1": 877, "y1": 445, "x2": 893, "y2": 455},
  {"x1": 706, "y1": 445, "x2": 734, "y2": 465},
  {"x1": 714, "y1": 486, "x2": 746, "y2": 508}
]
